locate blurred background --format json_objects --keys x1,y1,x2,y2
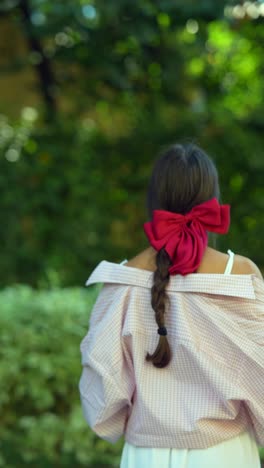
[{"x1": 0, "y1": 0, "x2": 264, "y2": 466}]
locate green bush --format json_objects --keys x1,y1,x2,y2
[
  {"x1": 0, "y1": 285, "x2": 263, "y2": 466},
  {"x1": 0, "y1": 284, "x2": 123, "y2": 467}
]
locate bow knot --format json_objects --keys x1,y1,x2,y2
[
  {"x1": 143, "y1": 198, "x2": 230, "y2": 276},
  {"x1": 184, "y1": 212, "x2": 194, "y2": 224}
]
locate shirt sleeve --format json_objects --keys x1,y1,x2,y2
[
  {"x1": 238, "y1": 276, "x2": 264, "y2": 447},
  {"x1": 79, "y1": 283, "x2": 135, "y2": 443}
]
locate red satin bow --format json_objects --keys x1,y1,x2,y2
[{"x1": 143, "y1": 198, "x2": 230, "y2": 275}]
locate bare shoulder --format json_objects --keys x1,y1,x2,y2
[
  {"x1": 124, "y1": 246, "x2": 263, "y2": 280},
  {"x1": 232, "y1": 254, "x2": 263, "y2": 280},
  {"x1": 125, "y1": 247, "x2": 157, "y2": 272}
]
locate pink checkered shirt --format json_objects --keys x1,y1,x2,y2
[{"x1": 79, "y1": 260, "x2": 264, "y2": 449}]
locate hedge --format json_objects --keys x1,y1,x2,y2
[{"x1": 0, "y1": 284, "x2": 123, "y2": 467}]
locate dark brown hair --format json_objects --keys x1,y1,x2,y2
[{"x1": 146, "y1": 143, "x2": 220, "y2": 368}]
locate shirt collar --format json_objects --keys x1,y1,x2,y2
[{"x1": 85, "y1": 260, "x2": 257, "y2": 299}]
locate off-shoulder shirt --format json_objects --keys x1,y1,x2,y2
[{"x1": 79, "y1": 252, "x2": 264, "y2": 449}]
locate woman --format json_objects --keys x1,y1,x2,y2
[{"x1": 79, "y1": 143, "x2": 264, "y2": 467}]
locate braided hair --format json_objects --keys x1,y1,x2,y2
[
  {"x1": 146, "y1": 248, "x2": 172, "y2": 368},
  {"x1": 145, "y1": 143, "x2": 220, "y2": 368}
]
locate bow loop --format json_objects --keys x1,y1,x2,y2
[{"x1": 143, "y1": 198, "x2": 230, "y2": 275}]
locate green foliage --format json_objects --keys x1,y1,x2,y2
[
  {"x1": 0, "y1": 284, "x2": 125, "y2": 467},
  {"x1": 0, "y1": 0, "x2": 264, "y2": 287}
]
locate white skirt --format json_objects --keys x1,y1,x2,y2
[{"x1": 120, "y1": 431, "x2": 261, "y2": 468}]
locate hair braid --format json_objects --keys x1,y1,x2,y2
[{"x1": 146, "y1": 248, "x2": 172, "y2": 368}]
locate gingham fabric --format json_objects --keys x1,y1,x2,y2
[{"x1": 79, "y1": 258, "x2": 264, "y2": 449}]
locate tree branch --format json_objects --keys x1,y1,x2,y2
[{"x1": 18, "y1": 0, "x2": 57, "y2": 120}]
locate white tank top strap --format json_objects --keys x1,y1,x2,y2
[
  {"x1": 120, "y1": 259, "x2": 128, "y2": 265},
  {"x1": 224, "y1": 249, "x2": 235, "y2": 275}
]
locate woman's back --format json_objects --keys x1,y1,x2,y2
[{"x1": 81, "y1": 249, "x2": 264, "y2": 450}]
